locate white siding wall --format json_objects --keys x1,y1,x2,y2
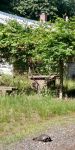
[
  {"x1": 0, "y1": 62, "x2": 13, "y2": 76},
  {"x1": 0, "y1": 11, "x2": 38, "y2": 26}
]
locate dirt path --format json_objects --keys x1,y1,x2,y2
[{"x1": 1, "y1": 122, "x2": 75, "y2": 150}]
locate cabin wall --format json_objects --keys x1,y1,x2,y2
[
  {"x1": 68, "y1": 63, "x2": 75, "y2": 79},
  {"x1": 31, "y1": 79, "x2": 46, "y2": 93}
]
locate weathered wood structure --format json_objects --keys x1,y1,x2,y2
[
  {"x1": 0, "y1": 86, "x2": 17, "y2": 95},
  {"x1": 29, "y1": 75, "x2": 59, "y2": 93}
]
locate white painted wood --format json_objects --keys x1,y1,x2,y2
[
  {"x1": 0, "y1": 61, "x2": 13, "y2": 75},
  {"x1": 0, "y1": 11, "x2": 38, "y2": 26}
]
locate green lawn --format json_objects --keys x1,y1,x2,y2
[{"x1": 0, "y1": 94, "x2": 75, "y2": 143}]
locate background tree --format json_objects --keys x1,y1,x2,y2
[
  {"x1": 0, "y1": 0, "x2": 11, "y2": 11},
  {"x1": 0, "y1": 18, "x2": 75, "y2": 98},
  {"x1": 0, "y1": 21, "x2": 35, "y2": 73},
  {"x1": 0, "y1": 0, "x2": 75, "y2": 20},
  {"x1": 31, "y1": 18, "x2": 75, "y2": 98},
  {"x1": 56, "y1": 0, "x2": 75, "y2": 18},
  {"x1": 11, "y1": 0, "x2": 57, "y2": 20}
]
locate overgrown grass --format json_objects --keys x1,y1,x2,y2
[
  {"x1": 0, "y1": 75, "x2": 33, "y2": 94},
  {"x1": 0, "y1": 94, "x2": 75, "y2": 143},
  {"x1": 64, "y1": 79, "x2": 75, "y2": 90}
]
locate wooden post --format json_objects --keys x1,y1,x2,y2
[{"x1": 59, "y1": 59, "x2": 63, "y2": 99}]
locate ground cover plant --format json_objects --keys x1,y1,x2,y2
[
  {"x1": 0, "y1": 75, "x2": 32, "y2": 94},
  {"x1": 0, "y1": 94, "x2": 75, "y2": 143}
]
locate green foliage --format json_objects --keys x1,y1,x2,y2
[
  {"x1": 12, "y1": 75, "x2": 33, "y2": 94},
  {"x1": 64, "y1": 79, "x2": 75, "y2": 90},
  {"x1": 0, "y1": 21, "x2": 35, "y2": 72},
  {"x1": 57, "y1": 0, "x2": 75, "y2": 17},
  {"x1": 12, "y1": 0, "x2": 57, "y2": 20},
  {"x1": 0, "y1": 0, "x2": 75, "y2": 20},
  {"x1": 0, "y1": 75, "x2": 32, "y2": 94},
  {"x1": 0, "y1": 17, "x2": 75, "y2": 75},
  {"x1": 31, "y1": 18, "x2": 75, "y2": 73},
  {"x1": 0, "y1": 75, "x2": 13, "y2": 86},
  {"x1": 30, "y1": 17, "x2": 75, "y2": 98}
]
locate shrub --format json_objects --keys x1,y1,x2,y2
[
  {"x1": 0, "y1": 75, "x2": 33, "y2": 94},
  {"x1": 0, "y1": 75, "x2": 13, "y2": 86}
]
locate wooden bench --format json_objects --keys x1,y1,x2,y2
[{"x1": 0, "y1": 86, "x2": 17, "y2": 95}]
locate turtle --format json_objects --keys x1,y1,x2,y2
[{"x1": 33, "y1": 134, "x2": 52, "y2": 142}]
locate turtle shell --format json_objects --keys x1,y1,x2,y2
[{"x1": 33, "y1": 134, "x2": 52, "y2": 142}]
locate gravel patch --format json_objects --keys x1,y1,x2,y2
[{"x1": 1, "y1": 123, "x2": 75, "y2": 150}]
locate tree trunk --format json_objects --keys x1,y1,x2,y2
[{"x1": 59, "y1": 59, "x2": 63, "y2": 99}]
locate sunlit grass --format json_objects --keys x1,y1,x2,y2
[
  {"x1": 0, "y1": 94, "x2": 75, "y2": 143},
  {"x1": 64, "y1": 79, "x2": 75, "y2": 90}
]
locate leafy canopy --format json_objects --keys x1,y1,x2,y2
[
  {"x1": 0, "y1": 17, "x2": 75, "y2": 74},
  {"x1": 0, "y1": 0, "x2": 75, "y2": 20}
]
